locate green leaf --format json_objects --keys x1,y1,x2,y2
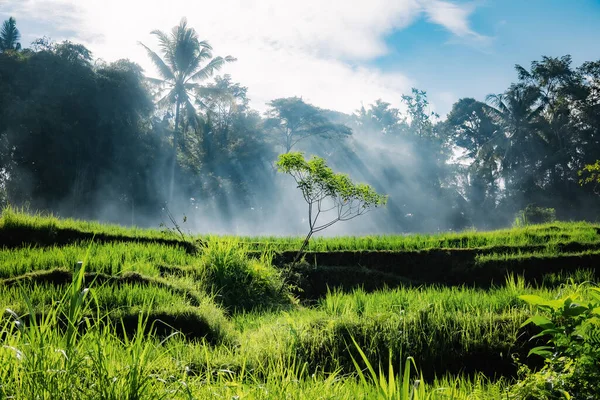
[
  {"x1": 520, "y1": 315, "x2": 554, "y2": 329},
  {"x1": 519, "y1": 294, "x2": 565, "y2": 310},
  {"x1": 528, "y1": 346, "x2": 554, "y2": 358},
  {"x1": 563, "y1": 304, "x2": 588, "y2": 317},
  {"x1": 530, "y1": 328, "x2": 561, "y2": 340}
]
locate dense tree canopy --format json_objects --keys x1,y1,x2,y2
[{"x1": 2, "y1": 16, "x2": 600, "y2": 233}]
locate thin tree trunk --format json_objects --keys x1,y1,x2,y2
[
  {"x1": 292, "y1": 230, "x2": 313, "y2": 264},
  {"x1": 169, "y1": 101, "x2": 181, "y2": 204}
]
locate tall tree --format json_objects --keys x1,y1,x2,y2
[
  {"x1": 402, "y1": 88, "x2": 439, "y2": 138},
  {"x1": 0, "y1": 17, "x2": 21, "y2": 53},
  {"x1": 443, "y1": 98, "x2": 501, "y2": 226},
  {"x1": 265, "y1": 97, "x2": 352, "y2": 153},
  {"x1": 140, "y1": 18, "x2": 235, "y2": 150},
  {"x1": 139, "y1": 18, "x2": 234, "y2": 201},
  {"x1": 485, "y1": 83, "x2": 547, "y2": 198},
  {"x1": 354, "y1": 99, "x2": 407, "y2": 136}
]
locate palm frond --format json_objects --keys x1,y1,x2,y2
[
  {"x1": 156, "y1": 89, "x2": 177, "y2": 110},
  {"x1": 150, "y1": 30, "x2": 175, "y2": 67},
  {"x1": 173, "y1": 41, "x2": 200, "y2": 76},
  {"x1": 138, "y1": 42, "x2": 175, "y2": 81},
  {"x1": 186, "y1": 56, "x2": 227, "y2": 83},
  {"x1": 198, "y1": 40, "x2": 213, "y2": 51},
  {"x1": 0, "y1": 17, "x2": 21, "y2": 51},
  {"x1": 145, "y1": 76, "x2": 167, "y2": 86}
]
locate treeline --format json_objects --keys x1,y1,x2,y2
[{"x1": 1, "y1": 17, "x2": 599, "y2": 232}]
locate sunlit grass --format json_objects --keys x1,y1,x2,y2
[
  {"x1": 0, "y1": 241, "x2": 197, "y2": 278},
  {"x1": 2, "y1": 207, "x2": 597, "y2": 397},
  {"x1": 3, "y1": 207, "x2": 600, "y2": 252},
  {"x1": 0, "y1": 259, "x2": 514, "y2": 399},
  {"x1": 0, "y1": 205, "x2": 173, "y2": 240}
]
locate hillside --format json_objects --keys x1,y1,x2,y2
[{"x1": 0, "y1": 208, "x2": 598, "y2": 398}]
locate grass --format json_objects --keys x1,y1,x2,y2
[
  {"x1": 0, "y1": 241, "x2": 196, "y2": 278},
  {"x1": 3, "y1": 206, "x2": 600, "y2": 252},
  {"x1": 0, "y1": 257, "x2": 513, "y2": 399},
  {"x1": 0, "y1": 281, "x2": 512, "y2": 399},
  {"x1": 0, "y1": 206, "x2": 176, "y2": 241},
  {"x1": 233, "y1": 281, "x2": 561, "y2": 379},
  {"x1": 2, "y1": 208, "x2": 599, "y2": 397},
  {"x1": 240, "y1": 221, "x2": 600, "y2": 251}
]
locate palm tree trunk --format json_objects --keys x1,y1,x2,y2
[{"x1": 168, "y1": 100, "x2": 181, "y2": 204}]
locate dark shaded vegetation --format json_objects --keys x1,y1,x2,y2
[
  {"x1": 1, "y1": 268, "x2": 206, "y2": 306},
  {"x1": 0, "y1": 225, "x2": 198, "y2": 253},
  {"x1": 273, "y1": 247, "x2": 600, "y2": 295}
]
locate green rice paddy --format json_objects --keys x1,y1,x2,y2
[{"x1": 0, "y1": 207, "x2": 597, "y2": 398}]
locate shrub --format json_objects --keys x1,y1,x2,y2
[
  {"x1": 199, "y1": 237, "x2": 291, "y2": 312},
  {"x1": 513, "y1": 283, "x2": 600, "y2": 398},
  {"x1": 514, "y1": 205, "x2": 556, "y2": 227}
]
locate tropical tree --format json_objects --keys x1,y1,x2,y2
[
  {"x1": 402, "y1": 88, "x2": 439, "y2": 138},
  {"x1": 140, "y1": 18, "x2": 235, "y2": 148},
  {"x1": 0, "y1": 17, "x2": 21, "y2": 53},
  {"x1": 485, "y1": 83, "x2": 547, "y2": 194},
  {"x1": 265, "y1": 97, "x2": 352, "y2": 153},
  {"x1": 515, "y1": 56, "x2": 580, "y2": 193},
  {"x1": 277, "y1": 152, "x2": 386, "y2": 262},
  {"x1": 354, "y1": 99, "x2": 407, "y2": 136},
  {"x1": 443, "y1": 98, "x2": 501, "y2": 224},
  {"x1": 139, "y1": 17, "x2": 235, "y2": 200}
]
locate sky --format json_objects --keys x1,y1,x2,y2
[{"x1": 1, "y1": 0, "x2": 599, "y2": 117}]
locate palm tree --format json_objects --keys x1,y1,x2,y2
[
  {"x1": 0, "y1": 17, "x2": 21, "y2": 52},
  {"x1": 140, "y1": 17, "x2": 235, "y2": 151},
  {"x1": 140, "y1": 18, "x2": 234, "y2": 201},
  {"x1": 484, "y1": 83, "x2": 547, "y2": 192}
]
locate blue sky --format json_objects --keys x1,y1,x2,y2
[
  {"x1": 2, "y1": 0, "x2": 599, "y2": 116},
  {"x1": 374, "y1": 0, "x2": 600, "y2": 111}
]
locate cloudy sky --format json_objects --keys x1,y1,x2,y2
[{"x1": 2, "y1": 0, "x2": 599, "y2": 116}]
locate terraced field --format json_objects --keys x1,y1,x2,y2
[{"x1": 0, "y1": 208, "x2": 598, "y2": 398}]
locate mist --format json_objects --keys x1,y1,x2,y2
[{"x1": 1, "y1": 18, "x2": 600, "y2": 235}]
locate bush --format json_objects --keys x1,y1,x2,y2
[
  {"x1": 513, "y1": 283, "x2": 600, "y2": 398},
  {"x1": 514, "y1": 205, "x2": 556, "y2": 227},
  {"x1": 199, "y1": 238, "x2": 292, "y2": 312}
]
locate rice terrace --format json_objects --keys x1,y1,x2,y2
[
  {"x1": 1, "y1": 207, "x2": 600, "y2": 398},
  {"x1": 2, "y1": 3, "x2": 600, "y2": 399}
]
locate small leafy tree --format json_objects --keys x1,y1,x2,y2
[
  {"x1": 579, "y1": 160, "x2": 600, "y2": 194},
  {"x1": 277, "y1": 152, "x2": 387, "y2": 262}
]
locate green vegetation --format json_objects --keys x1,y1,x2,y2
[
  {"x1": 1, "y1": 10, "x2": 599, "y2": 399},
  {"x1": 276, "y1": 152, "x2": 387, "y2": 261},
  {"x1": 2, "y1": 209, "x2": 600, "y2": 397},
  {"x1": 514, "y1": 205, "x2": 557, "y2": 227},
  {"x1": 2, "y1": 15, "x2": 600, "y2": 234},
  {"x1": 0, "y1": 206, "x2": 183, "y2": 242},
  {"x1": 513, "y1": 284, "x2": 600, "y2": 398},
  {"x1": 4, "y1": 206, "x2": 600, "y2": 252}
]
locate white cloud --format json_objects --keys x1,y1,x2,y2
[{"x1": 4, "y1": 0, "x2": 486, "y2": 114}]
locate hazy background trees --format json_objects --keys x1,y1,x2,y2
[{"x1": 1, "y1": 16, "x2": 600, "y2": 233}]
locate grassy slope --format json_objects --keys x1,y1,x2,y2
[
  {"x1": 3, "y1": 206, "x2": 600, "y2": 251},
  {"x1": 0, "y1": 208, "x2": 596, "y2": 398}
]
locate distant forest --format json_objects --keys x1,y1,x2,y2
[{"x1": 1, "y1": 17, "x2": 600, "y2": 233}]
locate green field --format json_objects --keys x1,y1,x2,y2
[{"x1": 1, "y1": 208, "x2": 598, "y2": 398}]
